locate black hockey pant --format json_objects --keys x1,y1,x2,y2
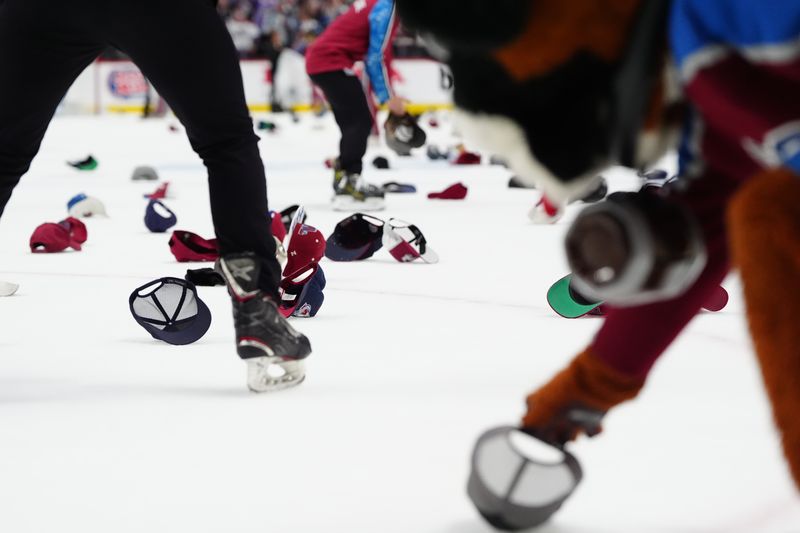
[
  {"x1": 0, "y1": 0, "x2": 281, "y2": 297},
  {"x1": 310, "y1": 70, "x2": 374, "y2": 176}
]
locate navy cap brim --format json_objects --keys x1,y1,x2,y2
[{"x1": 324, "y1": 236, "x2": 381, "y2": 262}]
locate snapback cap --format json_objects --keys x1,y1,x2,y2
[
  {"x1": 30, "y1": 222, "x2": 84, "y2": 253},
  {"x1": 67, "y1": 193, "x2": 107, "y2": 218},
  {"x1": 284, "y1": 222, "x2": 326, "y2": 281},
  {"x1": 382, "y1": 219, "x2": 439, "y2": 264},
  {"x1": 129, "y1": 277, "x2": 211, "y2": 345},
  {"x1": 428, "y1": 182, "x2": 468, "y2": 200},
  {"x1": 168, "y1": 230, "x2": 219, "y2": 262},
  {"x1": 325, "y1": 213, "x2": 385, "y2": 262},
  {"x1": 145, "y1": 200, "x2": 178, "y2": 233},
  {"x1": 546, "y1": 274, "x2": 603, "y2": 318}
]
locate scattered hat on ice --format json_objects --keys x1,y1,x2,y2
[
  {"x1": 145, "y1": 200, "x2": 178, "y2": 233},
  {"x1": 269, "y1": 211, "x2": 287, "y2": 242},
  {"x1": 452, "y1": 150, "x2": 481, "y2": 165},
  {"x1": 372, "y1": 156, "x2": 390, "y2": 170},
  {"x1": 279, "y1": 205, "x2": 306, "y2": 234},
  {"x1": 0, "y1": 281, "x2": 20, "y2": 297},
  {"x1": 428, "y1": 182, "x2": 468, "y2": 200},
  {"x1": 284, "y1": 222, "x2": 326, "y2": 282},
  {"x1": 67, "y1": 193, "x2": 107, "y2": 218},
  {"x1": 325, "y1": 213, "x2": 385, "y2": 262},
  {"x1": 144, "y1": 182, "x2": 170, "y2": 200},
  {"x1": 383, "y1": 219, "x2": 439, "y2": 264},
  {"x1": 129, "y1": 277, "x2": 211, "y2": 345},
  {"x1": 293, "y1": 267, "x2": 326, "y2": 318},
  {"x1": 67, "y1": 155, "x2": 98, "y2": 171},
  {"x1": 168, "y1": 230, "x2": 219, "y2": 262},
  {"x1": 426, "y1": 145, "x2": 449, "y2": 161},
  {"x1": 131, "y1": 165, "x2": 160, "y2": 181},
  {"x1": 30, "y1": 219, "x2": 85, "y2": 253},
  {"x1": 257, "y1": 120, "x2": 277, "y2": 132},
  {"x1": 382, "y1": 182, "x2": 417, "y2": 194},
  {"x1": 59, "y1": 217, "x2": 88, "y2": 245}
]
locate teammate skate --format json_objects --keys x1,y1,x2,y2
[
  {"x1": 399, "y1": 0, "x2": 800, "y2": 525},
  {"x1": 305, "y1": 0, "x2": 407, "y2": 211},
  {"x1": 0, "y1": 0, "x2": 310, "y2": 392}
]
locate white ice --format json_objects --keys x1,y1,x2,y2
[{"x1": 0, "y1": 113, "x2": 798, "y2": 533}]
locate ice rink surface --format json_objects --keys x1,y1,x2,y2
[{"x1": 0, "y1": 113, "x2": 798, "y2": 533}]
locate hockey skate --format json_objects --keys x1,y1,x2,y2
[
  {"x1": 216, "y1": 253, "x2": 311, "y2": 392},
  {"x1": 332, "y1": 169, "x2": 385, "y2": 211}
]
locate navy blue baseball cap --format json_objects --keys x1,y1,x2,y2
[
  {"x1": 325, "y1": 213, "x2": 385, "y2": 261},
  {"x1": 129, "y1": 277, "x2": 211, "y2": 345},
  {"x1": 293, "y1": 267, "x2": 326, "y2": 318},
  {"x1": 382, "y1": 182, "x2": 417, "y2": 193},
  {"x1": 144, "y1": 199, "x2": 177, "y2": 233}
]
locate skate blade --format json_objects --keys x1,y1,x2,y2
[
  {"x1": 332, "y1": 195, "x2": 385, "y2": 212},
  {"x1": 247, "y1": 358, "x2": 306, "y2": 393}
]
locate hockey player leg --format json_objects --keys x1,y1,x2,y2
[
  {"x1": 0, "y1": 0, "x2": 102, "y2": 218},
  {"x1": 217, "y1": 253, "x2": 311, "y2": 393},
  {"x1": 728, "y1": 168, "x2": 800, "y2": 489}
]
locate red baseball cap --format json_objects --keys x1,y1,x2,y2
[
  {"x1": 428, "y1": 182, "x2": 468, "y2": 200},
  {"x1": 284, "y1": 223, "x2": 326, "y2": 282},
  {"x1": 270, "y1": 211, "x2": 287, "y2": 242},
  {"x1": 144, "y1": 182, "x2": 170, "y2": 200},
  {"x1": 59, "y1": 217, "x2": 88, "y2": 244},
  {"x1": 30, "y1": 222, "x2": 84, "y2": 253},
  {"x1": 452, "y1": 150, "x2": 481, "y2": 165},
  {"x1": 168, "y1": 230, "x2": 219, "y2": 262}
]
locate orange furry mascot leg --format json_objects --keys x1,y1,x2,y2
[{"x1": 728, "y1": 168, "x2": 800, "y2": 490}]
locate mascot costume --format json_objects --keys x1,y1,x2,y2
[{"x1": 397, "y1": 0, "x2": 800, "y2": 527}]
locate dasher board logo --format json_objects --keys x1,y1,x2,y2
[{"x1": 108, "y1": 70, "x2": 148, "y2": 99}]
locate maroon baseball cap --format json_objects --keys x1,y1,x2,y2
[
  {"x1": 59, "y1": 217, "x2": 87, "y2": 244},
  {"x1": 453, "y1": 150, "x2": 481, "y2": 165},
  {"x1": 428, "y1": 182, "x2": 468, "y2": 200},
  {"x1": 168, "y1": 230, "x2": 219, "y2": 262},
  {"x1": 284, "y1": 223, "x2": 326, "y2": 282},
  {"x1": 269, "y1": 211, "x2": 287, "y2": 242},
  {"x1": 30, "y1": 222, "x2": 84, "y2": 253}
]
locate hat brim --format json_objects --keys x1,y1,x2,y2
[
  {"x1": 135, "y1": 297, "x2": 212, "y2": 345},
  {"x1": 546, "y1": 275, "x2": 602, "y2": 318},
  {"x1": 324, "y1": 236, "x2": 381, "y2": 262}
]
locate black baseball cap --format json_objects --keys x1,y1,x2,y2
[{"x1": 325, "y1": 213, "x2": 385, "y2": 262}]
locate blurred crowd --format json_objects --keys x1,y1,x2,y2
[{"x1": 218, "y1": 0, "x2": 427, "y2": 59}]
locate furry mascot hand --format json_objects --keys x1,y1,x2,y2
[
  {"x1": 395, "y1": 0, "x2": 677, "y2": 202},
  {"x1": 523, "y1": 349, "x2": 645, "y2": 445}
]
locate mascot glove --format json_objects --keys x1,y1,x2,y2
[{"x1": 523, "y1": 349, "x2": 645, "y2": 445}]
